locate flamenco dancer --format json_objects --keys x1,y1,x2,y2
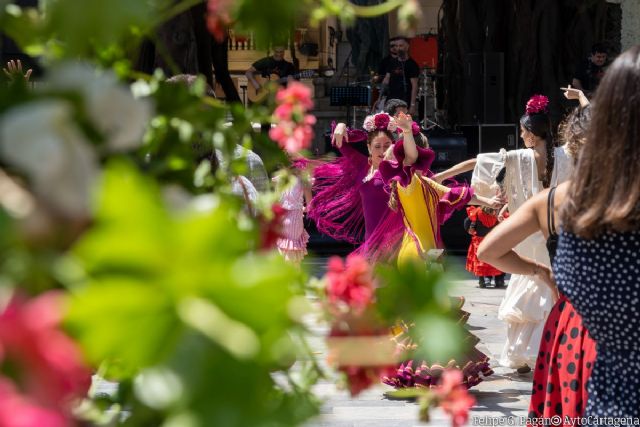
[
  {"x1": 375, "y1": 114, "x2": 498, "y2": 389},
  {"x1": 433, "y1": 95, "x2": 573, "y2": 372},
  {"x1": 465, "y1": 204, "x2": 506, "y2": 288},
  {"x1": 308, "y1": 112, "x2": 405, "y2": 264},
  {"x1": 478, "y1": 100, "x2": 596, "y2": 418},
  {"x1": 310, "y1": 112, "x2": 500, "y2": 388}
]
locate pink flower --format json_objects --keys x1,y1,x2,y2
[
  {"x1": 206, "y1": 0, "x2": 234, "y2": 42},
  {"x1": 525, "y1": 94, "x2": 549, "y2": 115},
  {"x1": 273, "y1": 103, "x2": 294, "y2": 121},
  {"x1": 411, "y1": 121, "x2": 421, "y2": 136},
  {"x1": 325, "y1": 255, "x2": 375, "y2": 313},
  {"x1": 0, "y1": 378, "x2": 68, "y2": 427},
  {"x1": 275, "y1": 82, "x2": 314, "y2": 110},
  {"x1": 270, "y1": 83, "x2": 316, "y2": 154},
  {"x1": 0, "y1": 291, "x2": 91, "y2": 416},
  {"x1": 434, "y1": 370, "x2": 476, "y2": 427}
]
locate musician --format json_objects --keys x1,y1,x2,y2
[
  {"x1": 245, "y1": 46, "x2": 295, "y2": 92},
  {"x1": 373, "y1": 36, "x2": 399, "y2": 84},
  {"x1": 382, "y1": 37, "x2": 419, "y2": 116}
]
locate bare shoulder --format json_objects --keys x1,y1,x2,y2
[
  {"x1": 555, "y1": 181, "x2": 570, "y2": 203},
  {"x1": 529, "y1": 188, "x2": 551, "y2": 213}
]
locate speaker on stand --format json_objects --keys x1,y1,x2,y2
[
  {"x1": 462, "y1": 53, "x2": 483, "y2": 124},
  {"x1": 483, "y1": 52, "x2": 504, "y2": 124}
]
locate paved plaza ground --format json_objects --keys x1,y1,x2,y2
[{"x1": 304, "y1": 257, "x2": 532, "y2": 427}]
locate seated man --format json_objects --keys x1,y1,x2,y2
[{"x1": 245, "y1": 46, "x2": 295, "y2": 94}]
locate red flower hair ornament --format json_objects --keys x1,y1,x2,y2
[
  {"x1": 363, "y1": 113, "x2": 397, "y2": 133},
  {"x1": 525, "y1": 95, "x2": 549, "y2": 115}
]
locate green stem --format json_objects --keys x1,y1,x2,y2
[
  {"x1": 350, "y1": 0, "x2": 404, "y2": 17},
  {"x1": 152, "y1": 0, "x2": 205, "y2": 29}
]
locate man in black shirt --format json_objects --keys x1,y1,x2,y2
[
  {"x1": 382, "y1": 37, "x2": 419, "y2": 116},
  {"x1": 245, "y1": 46, "x2": 295, "y2": 92},
  {"x1": 572, "y1": 43, "x2": 608, "y2": 96},
  {"x1": 373, "y1": 36, "x2": 399, "y2": 84}
]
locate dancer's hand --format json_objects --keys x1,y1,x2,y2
[
  {"x1": 533, "y1": 263, "x2": 559, "y2": 302},
  {"x1": 562, "y1": 85, "x2": 589, "y2": 107},
  {"x1": 486, "y1": 195, "x2": 506, "y2": 210},
  {"x1": 497, "y1": 204, "x2": 509, "y2": 222},
  {"x1": 332, "y1": 123, "x2": 347, "y2": 148},
  {"x1": 395, "y1": 112, "x2": 413, "y2": 133},
  {"x1": 3, "y1": 60, "x2": 32, "y2": 82}
]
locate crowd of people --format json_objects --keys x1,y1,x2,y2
[
  {"x1": 301, "y1": 42, "x2": 640, "y2": 422},
  {"x1": 199, "y1": 40, "x2": 639, "y2": 421},
  {"x1": 6, "y1": 20, "x2": 639, "y2": 420}
]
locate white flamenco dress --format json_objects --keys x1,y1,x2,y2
[{"x1": 472, "y1": 146, "x2": 572, "y2": 368}]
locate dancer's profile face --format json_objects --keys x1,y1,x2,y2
[
  {"x1": 369, "y1": 133, "x2": 393, "y2": 167},
  {"x1": 520, "y1": 125, "x2": 535, "y2": 148}
]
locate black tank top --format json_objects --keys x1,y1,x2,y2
[{"x1": 546, "y1": 187, "x2": 558, "y2": 263}]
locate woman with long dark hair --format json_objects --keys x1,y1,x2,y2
[
  {"x1": 432, "y1": 95, "x2": 574, "y2": 371},
  {"x1": 555, "y1": 45, "x2": 640, "y2": 418},
  {"x1": 476, "y1": 102, "x2": 596, "y2": 418}
]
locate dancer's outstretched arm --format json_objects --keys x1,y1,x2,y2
[{"x1": 432, "y1": 158, "x2": 477, "y2": 183}]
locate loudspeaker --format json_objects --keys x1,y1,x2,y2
[
  {"x1": 462, "y1": 52, "x2": 505, "y2": 124},
  {"x1": 479, "y1": 124, "x2": 519, "y2": 153},
  {"x1": 462, "y1": 53, "x2": 483, "y2": 124},
  {"x1": 458, "y1": 124, "x2": 518, "y2": 156},
  {"x1": 428, "y1": 136, "x2": 468, "y2": 169},
  {"x1": 483, "y1": 52, "x2": 504, "y2": 123}
]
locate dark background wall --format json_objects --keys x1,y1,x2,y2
[{"x1": 438, "y1": 0, "x2": 621, "y2": 126}]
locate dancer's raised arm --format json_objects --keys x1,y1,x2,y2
[{"x1": 395, "y1": 112, "x2": 418, "y2": 166}]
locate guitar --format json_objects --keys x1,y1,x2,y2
[{"x1": 247, "y1": 70, "x2": 316, "y2": 103}]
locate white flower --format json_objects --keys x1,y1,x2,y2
[
  {"x1": 47, "y1": 62, "x2": 153, "y2": 151},
  {"x1": 362, "y1": 115, "x2": 376, "y2": 132},
  {"x1": 0, "y1": 100, "x2": 98, "y2": 218},
  {"x1": 86, "y1": 83, "x2": 152, "y2": 151}
]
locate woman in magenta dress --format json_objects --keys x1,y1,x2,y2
[{"x1": 308, "y1": 113, "x2": 406, "y2": 263}]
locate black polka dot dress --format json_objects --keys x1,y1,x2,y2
[{"x1": 555, "y1": 231, "x2": 640, "y2": 418}]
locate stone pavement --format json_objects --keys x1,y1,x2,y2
[{"x1": 303, "y1": 257, "x2": 533, "y2": 427}]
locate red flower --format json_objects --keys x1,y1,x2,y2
[
  {"x1": 259, "y1": 203, "x2": 286, "y2": 249},
  {"x1": 434, "y1": 370, "x2": 476, "y2": 427},
  {"x1": 206, "y1": 0, "x2": 234, "y2": 42},
  {"x1": 0, "y1": 291, "x2": 91, "y2": 425},
  {"x1": 374, "y1": 113, "x2": 390, "y2": 131},
  {"x1": 0, "y1": 378, "x2": 68, "y2": 427},
  {"x1": 325, "y1": 255, "x2": 375, "y2": 314},
  {"x1": 525, "y1": 94, "x2": 549, "y2": 115},
  {"x1": 340, "y1": 365, "x2": 396, "y2": 397}
]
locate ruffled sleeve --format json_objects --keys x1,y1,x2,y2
[
  {"x1": 421, "y1": 177, "x2": 474, "y2": 225},
  {"x1": 378, "y1": 139, "x2": 435, "y2": 187},
  {"x1": 471, "y1": 149, "x2": 506, "y2": 199}
]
